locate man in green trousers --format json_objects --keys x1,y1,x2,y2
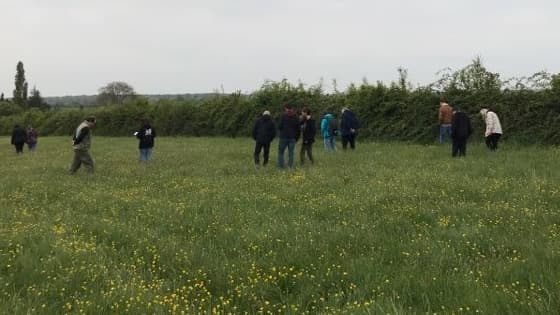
[{"x1": 70, "y1": 116, "x2": 96, "y2": 174}]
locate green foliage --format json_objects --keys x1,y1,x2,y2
[
  {"x1": 27, "y1": 86, "x2": 49, "y2": 110},
  {"x1": 12, "y1": 61, "x2": 28, "y2": 107},
  {"x1": 97, "y1": 81, "x2": 136, "y2": 105},
  {"x1": 2, "y1": 60, "x2": 560, "y2": 144},
  {"x1": 1, "y1": 137, "x2": 559, "y2": 314},
  {"x1": 0, "y1": 101, "x2": 24, "y2": 116}
]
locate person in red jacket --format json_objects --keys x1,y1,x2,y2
[{"x1": 438, "y1": 101, "x2": 453, "y2": 143}]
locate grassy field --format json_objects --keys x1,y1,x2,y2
[{"x1": 1, "y1": 136, "x2": 559, "y2": 314}]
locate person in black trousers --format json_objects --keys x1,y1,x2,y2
[
  {"x1": 451, "y1": 108, "x2": 473, "y2": 157},
  {"x1": 11, "y1": 125, "x2": 27, "y2": 154},
  {"x1": 252, "y1": 110, "x2": 276, "y2": 166},
  {"x1": 340, "y1": 107, "x2": 360, "y2": 150},
  {"x1": 300, "y1": 107, "x2": 316, "y2": 165}
]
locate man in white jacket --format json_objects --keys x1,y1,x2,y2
[{"x1": 480, "y1": 108, "x2": 502, "y2": 151}]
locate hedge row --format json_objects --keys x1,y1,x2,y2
[{"x1": 2, "y1": 64, "x2": 559, "y2": 144}]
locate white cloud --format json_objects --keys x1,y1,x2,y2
[{"x1": 1, "y1": 0, "x2": 559, "y2": 96}]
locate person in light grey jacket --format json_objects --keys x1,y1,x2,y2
[{"x1": 480, "y1": 108, "x2": 502, "y2": 151}]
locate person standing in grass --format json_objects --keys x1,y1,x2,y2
[
  {"x1": 136, "y1": 120, "x2": 156, "y2": 162},
  {"x1": 26, "y1": 126, "x2": 38, "y2": 151},
  {"x1": 277, "y1": 104, "x2": 300, "y2": 169},
  {"x1": 11, "y1": 124, "x2": 27, "y2": 154},
  {"x1": 340, "y1": 107, "x2": 360, "y2": 150},
  {"x1": 451, "y1": 108, "x2": 473, "y2": 157},
  {"x1": 70, "y1": 116, "x2": 96, "y2": 174},
  {"x1": 438, "y1": 101, "x2": 453, "y2": 143},
  {"x1": 480, "y1": 108, "x2": 503, "y2": 151},
  {"x1": 252, "y1": 110, "x2": 276, "y2": 167},
  {"x1": 320, "y1": 112, "x2": 337, "y2": 151},
  {"x1": 300, "y1": 107, "x2": 316, "y2": 165}
]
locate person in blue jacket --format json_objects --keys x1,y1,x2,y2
[{"x1": 320, "y1": 112, "x2": 337, "y2": 151}]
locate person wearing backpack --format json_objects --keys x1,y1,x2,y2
[
  {"x1": 26, "y1": 126, "x2": 38, "y2": 151},
  {"x1": 320, "y1": 112, "x2": 337, "y2": 151},
  {"x1": 340, "y1": 107, "x2": 360, "y2": 150},
  {"x1": 252, "y1": 110, "x2": 276, "y2": 167},
  {"x1": 136, "y1": 119, "x2": 156, "y2": 162}
]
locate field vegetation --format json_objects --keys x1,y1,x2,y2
[{"x1": 1, "y1": 136, "x2": 559, "y2": 314}]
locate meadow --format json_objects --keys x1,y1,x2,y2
[{"x1": 0, "y1": 136, "x2": 559, "y2": 314}]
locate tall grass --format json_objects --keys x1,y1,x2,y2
[{"x1": 1, "y1": 137, "x2": 559, "y2": 314}]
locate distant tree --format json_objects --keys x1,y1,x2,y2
[
  {"x1": 396, "y1": 67, "x2": 412, "y2": 91},
  {"x1": 97, "y1": 81, "x2": 136, "y2": 105},
  {"x1": 28, "y1": 86, "x2": 44, "y2": 108},
  {"x1": 13, "y1": 61, "x2": 28, "y2": 107},
  {"x1": 0, "y1": 92, "x2": 4, "y2": 101}
]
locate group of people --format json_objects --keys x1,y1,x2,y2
[
  {"x1": 10, "y1": 125, "x2": 38, "y2": 154},
  {"x1": 252, "y1": 105, "x2": 361, "y2": 168},
  {"x1": 68, "y1": 117, "x2": 156, "y2": 174},
  {"x1": 9, "y1": 102, "x2": 501, "y2": 174},
  {"x1": 438, "y1": 101, "x2": 503, "y2": 157}
]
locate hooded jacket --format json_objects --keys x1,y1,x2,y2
[
  {"x1": 278, "y1": 109, "x2": 300, "y2": 140},
  {"x1": 320, "y1": 113, "x2": 336, "y2": 138},
  {"x1": 252, "y1": 115, "x2": 276, "y2": 144}
]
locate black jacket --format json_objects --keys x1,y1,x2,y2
[
  {"x1": 340, "y1": 110, "x2": 360, "y2": 136},
  {"x1": 136, "y1": 125, "x2": 156, "y2": 149},
  {"x1": 278, "y1": 109, "x2": 300, "y2": 140},
  {"x1": 300, "y1": 117, "x2": 316, "y2": 144},
  {"x1": 252, "y1": 115, "x2": 276, "y2": 144},
  {"x1": 11, "y1": 126, "x2": 27, "y2": 144},
  {"x1": 451, "y1": 111, "x2": 473, "y2": 139}
]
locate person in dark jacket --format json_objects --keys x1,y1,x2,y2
[
  {"x1": 340, "y1": 107, "x2": 360, "y2": 150},
  {"x1": 300, "y1": 107, "x2": 316, "y2": 165},
  {"x1": 277, "y1": 104, "x2": 300, "y2": 168},
  {"x1": 11, "y1": 125, "x2": 27, "y2": 154},
  {"x1": 70, "y1": 116, "x2": 96, "y2": 174},
  {"x1": 136, "y1": 120, "x2": 156, "y2": 162},
  {"x1": 451, "y1": 108, "x2": 473, "y2": 157},
  {"x1": 252, "y1": 111, "x2": 276, "y2": 166}
]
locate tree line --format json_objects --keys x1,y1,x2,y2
[{"x1": 1, "y1": 58, "x2": 559, "y2": 144}]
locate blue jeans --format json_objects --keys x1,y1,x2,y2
[
  {"x1": 139, "y1": 148, "x2": 153, "y2": 161},
  {"x1": 324, "y1": 137, "x2": 336, "y2": 151},
  {"x1": 277, "y1": 138, "x2": 295, "y2": 168},
  {"x1": 439, "y1": 124, "x2": 452, "y2": 143}
]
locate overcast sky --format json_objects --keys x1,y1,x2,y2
[{"x1": 1, "y1": 0, "x2": 559, "y2": 96}]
